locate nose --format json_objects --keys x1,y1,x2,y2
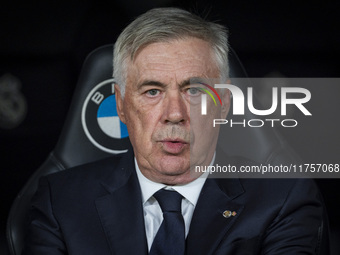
[{"x1": 162, "y1": 90, "x2": 188, "y2": 125}]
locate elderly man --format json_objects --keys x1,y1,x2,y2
[{"x1": 24, "y1": 7, "x2": 325, "y2": 255}]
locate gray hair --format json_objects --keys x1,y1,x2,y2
[{"x1": 113, "y1": 7, "x2": 229, "y2": 97}]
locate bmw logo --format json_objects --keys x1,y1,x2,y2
[{"x1": 81, "y1": 78, "x2": 130, "y2": 154}]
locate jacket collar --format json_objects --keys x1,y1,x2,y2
[
  {"x1": 186, "y1": 150, "x2": 245, "y2": 255},
  {"x1": 95, "y1": 149, "x2": 245, "y2": 255},
  {"x1": 95, "y1": 150, "x2": 148, "y2": 255}
]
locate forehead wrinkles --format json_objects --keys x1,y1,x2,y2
[{"x1": 127, "y1": 39, "x2": 220, "y2": 84}]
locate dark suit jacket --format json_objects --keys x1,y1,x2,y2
[{"x1": 23, "y1": 150, "x2": 324, "y2": 254}]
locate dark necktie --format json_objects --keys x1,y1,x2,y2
[{"x1": 149, "y1": 189, "x2": 185, "y2": 255}]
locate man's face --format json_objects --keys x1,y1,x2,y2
[{"x1": 115, "y1": 38, "x2": 229, "y2": 184}]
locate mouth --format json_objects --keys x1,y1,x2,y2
[{"x1": 159, "y1": 139, "x2": 189, "y2": 154}]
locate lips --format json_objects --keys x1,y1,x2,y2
[{"x1": 160, "y1": 139, "x2": 189, "y2": 154}]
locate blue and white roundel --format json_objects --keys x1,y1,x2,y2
[
  {"x1": 82, "y1": 78, "x2": 131, "y2": 154},
  {"x1": 97, "y1": 95, "x2": 128, "y2": 139}
]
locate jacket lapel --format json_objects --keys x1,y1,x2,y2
[
  {"x1": 95, "y1": 152, "x2": 148, "y2": 255},
  {"x1": 94, "y1": 149, "x2": 245, "y2": 255},
  {"x1": 186, "y1": 153, "x2": 245, "y2": 255}
]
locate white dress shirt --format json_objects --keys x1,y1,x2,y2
[{"x1": 135, "y1": 155, "x2": 214, "y2": 251}]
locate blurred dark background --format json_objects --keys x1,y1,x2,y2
[{"x1": 1, "y1": 0, "x2": 339, "y2": 254}]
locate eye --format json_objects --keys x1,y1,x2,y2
[
  {"x1": 187, "y1": 87, "x2": 202, "y2": 96},
  {"x1": 146, "y1": 89, "x2": 160, "y2": 97}
]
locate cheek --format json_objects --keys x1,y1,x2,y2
[
  {"x1": 190, "y1": 99, "x2": 221, "y2": 124},
  {"x1": 190, "y1": 103, "x2": 221, "y2": 147},
  {"x1": 124, "y1": 100, "x2": 159, "y2": 138},
  {"x1": 191, "y1": 116, "x2": 214, "y2": 137}
]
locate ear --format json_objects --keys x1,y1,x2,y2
[
  {"x1": 115, "y1": 84, "x2": 126, "y2": 124},
  {"x1": 220, "y1": 79, "x2": 231, "y2": 119}
]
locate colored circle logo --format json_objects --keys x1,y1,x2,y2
[
  {"x1": 82, "y1": 78, "x2": 130, "y2": 154},
  {"x1": 97, "y1": 95, "x2": 128, "y2": 139}
]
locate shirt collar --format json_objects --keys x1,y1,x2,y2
[{"x1": 135, "y1": 153, "x2": 214, "y2": 207}]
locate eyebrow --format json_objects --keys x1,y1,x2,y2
[
  {"x1": 137, "y1": 77, "x2": 208, "y2": 90},
  {"x1": 137, "y1": 80, "x2": 166, "y2": 90}
]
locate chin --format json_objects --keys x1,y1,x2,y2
[
  {"x1": 153, "y1": 158, "x2": 201, "y2": 185},
  {"x1": 160, "y1": 167, "x2": 188, "y2": 177},
  {"x1": 158, "y1": 155, "x2": 189, "y2": 172},
  {"x1": 158, "y1": 171, "x2": 195, "y2": 185}
]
